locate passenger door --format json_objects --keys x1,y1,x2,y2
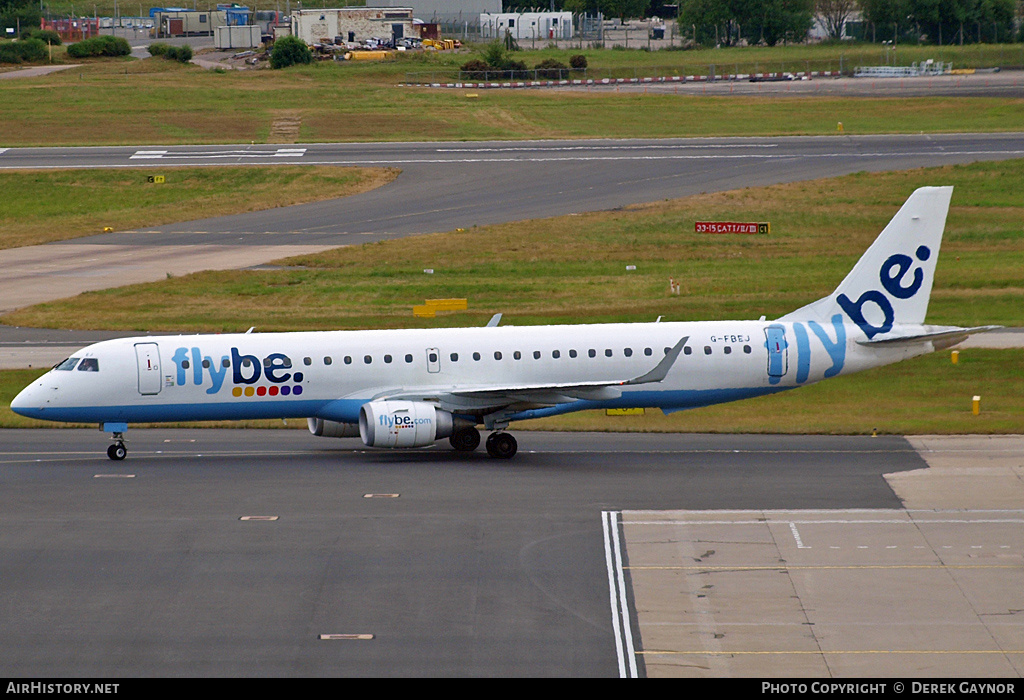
[{"x1": 135, "y1": 343, "x2": 162, "y2": 395}]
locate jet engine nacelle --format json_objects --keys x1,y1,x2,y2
[
  {"x1": 307, "y1": 417, "x2": 361, "y2": 438},
  {"x1": 358, "y1": 400, "x2": 456, "y2": 448}
]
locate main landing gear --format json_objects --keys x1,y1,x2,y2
[{"x1": 448, "y1": 427, "x2": 518, "y2": 459}]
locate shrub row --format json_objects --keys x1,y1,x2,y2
[
  {"x1": 148, "y1": 42, "x2": 192, "y2": 62},
  {"x1": 0, "y1": 38, "x2": 48, "y2": 64},
  {"x1": 459, "y1": 53, "x2": 587, "y2": 80},
  {"x1": 66, "y1": 35, "x2": 131, "y2": 58}
]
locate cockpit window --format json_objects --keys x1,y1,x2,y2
[
  {"x1": 54, "y1": 357, "x2": 80, "y2": 371},
  {"x1": 77, "y1": 358, "x2": 100, "y2": 372}
]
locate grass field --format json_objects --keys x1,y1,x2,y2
[
  {"x1": 6, "y1": 158, "x2": 1020, "y2": 332},
  {"x1": 1, "y1": 43, "x2": 1023, "y2": 146},
  {"x1": 0, "y1": 166, "x2": 396, "y2": 249}
]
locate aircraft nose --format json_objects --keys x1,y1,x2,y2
[{"x1": 10, "y1": 380, "x2": 49, "y2": 418}]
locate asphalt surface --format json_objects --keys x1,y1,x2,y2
[
  {"x1": 3, "y1": 134, "x2": 1024, "y2": 249},
  {"x1": 0, "y1": 429, "x2": 925, "y2": 677}
]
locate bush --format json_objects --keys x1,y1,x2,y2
[
  {"x1": 459, "y1": 58, "x2": 491, "y2": 79},
  {"x1": 569, "y1": 54, "x2": 587, "y2": 70},
  {"x1": 535, "y1": 58, "x2": 568, "y2": 79},
  {"x1": 0, "y1": 42, "x2": 22, "y2": 64},
  {"x1": 0, "y1": 38, "x2": 48, "y2": 64},
  {"x1": 66, "y1": 35, "x2": 131, "y2": 58},
  {"x1": 164, "y1": 44, "x2": 192, "y2": 63},
  {"x1": 147, "y1": 42, "x2": 171, "y2": 56},
  {"x1": 270, "y1": 35, "x2": 312, "y2": 69},
  {"x1": 23, "y1": 29, "x2": 61, "y2": 46}
]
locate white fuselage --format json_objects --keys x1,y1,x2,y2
[{"x1": 10, "y1": 318, "x2": 925, "y2": 427}]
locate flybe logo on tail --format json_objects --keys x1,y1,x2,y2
[
  {"x1": 171, "y1": 347, "x2": 303, "y2": 395},
  {"x1": 837, "y1": 246, "x2": 931, "y2": 339}
]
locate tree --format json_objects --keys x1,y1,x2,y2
[
  {"x1": 0, "y1": 0, "x2": 41, "y2": 35},
  {"x1": 564, "y1": 0, "x2": 652, "y2": 20},
  {"x1": 816, "y1": 0, "x2": 860, "y2": 38},
  {"x1": 679, "y1": 0, "x2": 813, "y2": 45},
  {"x1": 270, "y1": 35, "x2": 313, "y2": 69}
]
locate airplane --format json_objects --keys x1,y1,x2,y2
[{"x1": 10, "y1": 186, "x2": 998, "y2": 461}]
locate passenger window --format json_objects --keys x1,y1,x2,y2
[
  {"x1": 704, "y1": 346, "x2": 712, "y2": 355},
  {"x1": 203, "y1": 359, "x2": 211, "y2": 369},
  {"x1": 644, "y1": 348, "x2": 652, "y2": 356},
  {"x1": 623, "y1": 348, "x2": 632, "y2": 357},
  {"x1": 684, "y1": 346, "x2": 693, "y2": 355},
  {"x1": 344, "y1": 356, "x2": 352, "y2": 365},
  {"x1": 428, "y1": 352, "x2": 438, "y2": 363},
  {"x1": 588, "y1": 349, "x2": 596, "y2": 358},
  {"x1": 364, "y1": 355, "x2": 372, "y2": 364},
  {"x1": 406, "y1": 354, "x2": 413, "y2": 363},
  {"x1": 473, "y1": 352, "x2": 481, "y2": 361},
  {"x1": 324, "y1": 357, "x2": 333, "y2": 365},
  {"x1": 552, "y1": 350, "x2": 560, "y2": 359},
  {"x1": 303, "y1": 357, "x2": 312, "y2": 366},
  {"x1": 533, "y1": 351, "x2": 541, "y2": 359},
  {"x1": 513, "y1": 351, "x2": 521, "y2": 360},
  {"x1": 384, "y1": 355, "x2": 393, "y2": 364},
  {"x1": 604, "y1": 349, "x2": 612, "y2": 357},
  {"x1": 494, "y1": 351, "x2": 502, "y2": 360},
  {"x1": 451, "y1": 353, "x2": 459, "y2": 362},
  {"x1": 182, "y1": 360, "x2": 191, "y2": 369},
  {"x1": 569, "y1": 349, "x2": 577, "y2": 358},
  {"x1": 55, "y1": 358, "x2": 80, "y2": 371},
  {"x1": 744, "y1": 345, "x2": 752, "y2": 354},
  {"x1": 222, "y1": 358, "x2": 231, "y2": 368},
  {"x1": 724, "y1": 347, "x2": 732, "y2": 355},
  {"x1": 77, "y1": 358, "x2": 100, "y2": 372}
]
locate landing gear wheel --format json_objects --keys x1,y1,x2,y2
[
  {"x1": 485, "y1": 432, "x2": 517, "y2": 459},
  {"x1": 449, "y1": 427, "x2": 481, "y2": 452},
  {"x1": 107, "y1": 443, "x2": 127, "y2": 461}
]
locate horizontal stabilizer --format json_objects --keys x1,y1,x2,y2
[{"x1": 856, "y1": 325, "x2": 1002, "y2": 350}]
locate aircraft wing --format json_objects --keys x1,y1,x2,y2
[{"x1": 347, "y1": 336, "x2": 689, "y2": 410}]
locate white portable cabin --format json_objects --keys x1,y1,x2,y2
[
  {"x1": 480, "y1": 11, "x2": 573, "y2": 41},
  {"x1": 215, "y1": 24, "x2": 262, "y2": 49}
]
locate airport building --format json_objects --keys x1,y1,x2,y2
[{"x1": 290, "y1": 7, "x2": 416, "y2": 45}]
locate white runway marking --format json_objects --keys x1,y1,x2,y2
[
  {"x1": 130, "y1": 148, "x2": 307, "y2": 160},
  {"x1": 603, "y1": 510, "x2": 639, "y2": 678}
]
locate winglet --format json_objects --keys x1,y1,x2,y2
[
  {"x1": 486, "y1": 313, "x2": 502, "y2": 328},
  {"x1": 624, "y1": 336, "x2": 688, "y2": 386}
]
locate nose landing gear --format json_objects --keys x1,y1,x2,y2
[
  {"x1": 107, "y1": 441, "x2": 127, "y2": 461},
  {"x1": 103, "y1": 423, "x2": 128, "y2": 461}
]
